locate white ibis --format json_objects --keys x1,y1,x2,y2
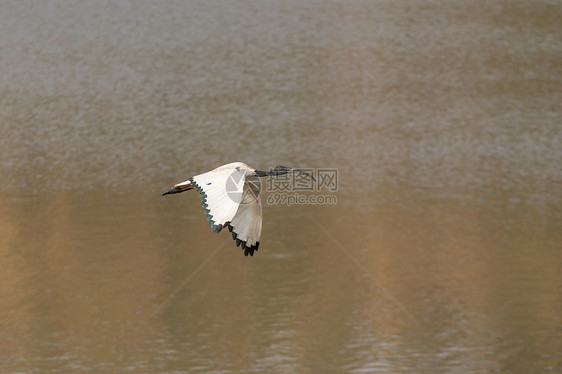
[{"x1": 162, "y1": 162, "x2": 315, "y2": 256}]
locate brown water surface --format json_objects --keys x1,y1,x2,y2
[{"x1": 1, "y1": 1, "x2": 561, "y2": 373}]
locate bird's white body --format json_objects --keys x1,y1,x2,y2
[
  {"x1": 190, "y1": 162, "x2": 262, "y2": 255},
  {"x1": 163, "y1": 162, "x2": 314, "y2": 256}
]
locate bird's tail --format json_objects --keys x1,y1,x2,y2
[{"x1": 161, "y1": 180, "x2": 193, "y2": 195}]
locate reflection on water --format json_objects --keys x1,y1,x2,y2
[{"x1": 1, "y1": 0, "x2": 561, "y2": 373}]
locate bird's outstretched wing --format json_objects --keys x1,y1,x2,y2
[
  {"x1": 190, "y1": 169, "x2": 245, "y2": 233},
  {"x1": 228, "y1": 193, "x2": 262, "y2": 256}
]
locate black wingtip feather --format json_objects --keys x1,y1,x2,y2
[{"x1": 229, "y1": 223, "x2": 259, "y2": 257}]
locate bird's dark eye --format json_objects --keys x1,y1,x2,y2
[{"x1": 207, "y1": 182, "x2": 211, "y2": 185}]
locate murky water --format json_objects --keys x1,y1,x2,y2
[{"x1": 1, "y1": 1, "x2": 561, "y2": 373}]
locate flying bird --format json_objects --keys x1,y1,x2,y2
[{"x1": 162, "y1": 162, "x2": 315, "y2": 256}]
